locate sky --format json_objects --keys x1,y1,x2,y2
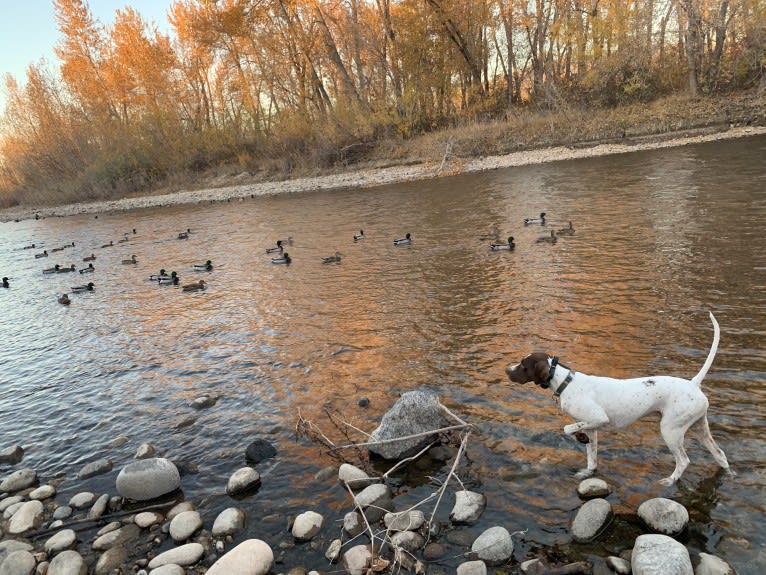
[{"x1": 0, "y1": 0, "x2": 174, "y2": 110}]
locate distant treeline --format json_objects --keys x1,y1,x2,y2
[{"x1": 1, "y1": 0, "x2": 764, "y2": 206}]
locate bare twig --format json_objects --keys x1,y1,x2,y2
[
  {"x1": 382, "y1": 440, "x2": 438, "y2": 479},
  {"x1": 332, "y1": 423, "x2": 472, "y2": 452},
  {"x1": 427, "y1": 431, "x2": 471, "y2": 532}
]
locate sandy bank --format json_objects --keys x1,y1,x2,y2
[{"x1": 3, "y1": 125, "x2": 765, "y2": 223}]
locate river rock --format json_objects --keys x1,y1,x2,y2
[
  {"x1": 212, "y1": 507, "x2": 246, "y2": 537},
  {"x1": 390, "y1": 530, "x2": 425, "y2": 552},
  {"x1": 88, "y1": 493, "x2": 110, "y2": 519},
  {"x1": 352, "y1": 483, "x2": 394, "y2": 522},
  {"x1": 134, "y1": 511, "x2": 163, "y2": 528},
  {"x1": 205, "y1": 539, "x2": 273, "y2": 575},
  {"x1": 292, "y1": 510, "x2": 324, "y2": 541},
  {"x1": 3, "y1": 501, "x2": 24, "y2": 519},
  {"x1": 695, "y1": 552, "x2": 735, "y2": 575},
  {"x1": 226, "y1": 467, "x2": 261, "y2": 496},
  {"x1": 338, "y1": 463, "x2": 375, "y2": 490},
  {"x1": 342, "y1": 545, "x2": 372, "y2": 575},
  {"x1": 457, "y1": 560, "x2": 487, "y2": 575},
  {"x1": 47, "y1": 549, "x2": 87, "y2": 575},
  {"x1": 190, "y1": 394, "x2": 218, "y2": 409},
  {"x1": 637, "y1": 497, "x2": 689, "y2": 536},
  {"x1": 135, "y1": 442, "x2": 157, "y2": 459},
  {"x1": 606, "y1": 556, "x2": 631, "y2": 574},
  {"x1": 29, "y1": 484, "x2": 56, "y2": 500},
  {"x1": 77, "y1": 458, "x2": 112, "y2": 480},
  {"x1": 170, "y1": 510, "x2": 203, "y2": 542},
  {"x1": 0, "y1": 496, "x2": 23, "y2": 513},
  {"x1": 0, "y1": 468, "x2": 37, "y2": 493},
  {"x1": 147, "y1": 542, "x2": 205, "y2": 569},
  {"x1": 245, "y1": 439, "x2": 277, "y2": 464},
  {"x1": 570, "y1": 498, "x2": 613, "y2": 542},
  {"x1": 344, "y1": 511, "x2": 365, "y2": 537},
  {"x1": 0, "y1": 549, "x2": 36, "y2": 575},
  {"x1": 116, "y1": 458, "x2": 180, "y2": 501},
  {"x1": 149, "y1": 565, "x2": 185, "y2": 575},
  {"x1": 325, "y1": 538, "x2": 342, "y2": 563},
  {"x1": 8, "y1": 500, "x2": 44, "y2": 534},
  {"x1": 0, "y1": 445, "x2": 24, "y2": 465},
  {"x1": 471, "y1": 526, "x2": 513, "y2": 565},
  {"x1": 384, "y1": 510, "x2": 426, "y2": 532},
  {"x1": 368, "y1": 391, "x2": 447, "y2": 459},
  {"x1": 0, "y1": 541, "x2": 33, "y2": 564},
  {"x1": 632, "y1": 534, "x2": 692, "y2": 575},
  {"x1": 167, "y1": 501, "x2": 195, "y2": 519},
  {"x1": 68, "y1": 492, "x2": 96, "y2": 509},
  {"x1": 45, "y1": 529, "x2": 77, "y2": 553},
  {"x1": 94, "y1": 545, "x2": 128, "y2": 575},
  {"x1": 577, "y1": 477, "x2": 611, "y2": 499},
  {"x1": 53, "y1": 506, "x2": 73, "y2": 520},
  {"x1": 91, "y1": 524, "x2": 140, "y2": 551},
  {"x1": 450, "y1": 490, "x2": 486, "y2": 524}
]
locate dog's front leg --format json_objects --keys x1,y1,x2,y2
[{"x1": 573, "y1": 430, "x2": 598, "y2": 478}]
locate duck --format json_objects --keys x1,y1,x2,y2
[
  {"x1": 71, "y1": 282, "x2": 94, "y2": 293},
  {"x1": 79, "y1": 263, "x2": 95, "y2": 274},
  {"x1": 121, "y1": 255, "x2": 138, "y2": 265},
  {"x1": 271, "y1": 252, "x2": 291, "y2": 264},
  {"x1": 321, "y1": 252, "x2": 342, "y2": 264},
  {"x1": 118, "y1": 234, "x2": 130, "y2": 243},
  {"x1": 57, "y1": 264, "x2": 77, "y2": 273},
  {"x1": 35, "y1": 250, "x2": 48, "y2": 258},
  {"x1": 490, "y1": 236, "x2": 516, "y2": 250},
  {"x1": 265, "y1": 240, "x2": 284, "y2": 254},
  {"x1": 43, "y1": 264, "x2": 61, "y2": 274},
  {"x1": 101, "y1": 241, "x2": 113, "y2": 248},
  {"x1": 22, "y1": 243, "x2": 35, "y2": 249},
  {"x1": 393, "y1": 232, "x2": 412, "y2": 245},
  {"x1": 50, "y1": 246, "x2": 65, "y2": 253},
  {"x1": 58, "y1": 294, "x2": 71, "y2": 305},
  {"x1": 177, "y1": 228, "x2": 191, "y2": 240},
  {"x1": 479, "y1": 227, "x2": 501, "y2": 241},
  {"x1": 182, "y1": 279, "x2": 206, "y2": 292},
  {"x1": 536, "y1": 230, "x2": 558, "y2": 244},
  {"x1": 193, "y1": 260, "x2": 213, "y2": 271},
  {"x1": 149, "y1": 269, "x2": 167, "y2": 281},
  {"x1": 2, "y1": 277, "x2": 8, "y2": 288},
  {"x1": 83, "y1": 253, "x2": 96, "y2": 262},
  {"x1": 353, "y1": 229, "x2": 365, "y2": 241},
  {"x1": 557, "y1": 221, "x2": 575, "y2": 236},
  {"x1": 159, "y1": 271, "x2": 179, "y2": 285},
  {"x1": 524, "y1": 212, "x2": 547, "y2": 225}
]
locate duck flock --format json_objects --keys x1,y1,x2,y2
[{"x1": 2, "y1": 211, "x2": 575, "y2": 304}]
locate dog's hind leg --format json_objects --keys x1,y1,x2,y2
[
  {"x1": 659, "y1": 420, "x2": 692, "y2": 485},
  {"x1": 696, "y1": 416, "x2": 732, "y2": 473}
]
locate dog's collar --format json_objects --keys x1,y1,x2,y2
[{"x1": 544, "y1": 356, "x2": 575, "y2": 397}]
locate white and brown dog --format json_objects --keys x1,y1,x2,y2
[{"x1": 505, "y1": 312, "x2": 731, "y2": 485}]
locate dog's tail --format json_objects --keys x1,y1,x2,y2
[{"x1": 691, "y1": 312, "x2": 720, "y2": 388}]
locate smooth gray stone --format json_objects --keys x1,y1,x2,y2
[
  {"x1": 0, "y1": 549, "x2": 36, "y2": 575},
  {"x1": 115, "y1": 458, "x2": 180, "y2": 501},
  {"x1": 0, "y1": 468, "x2": 36, "y2": 493}
]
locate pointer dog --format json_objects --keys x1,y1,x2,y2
[{"x1": 505, "y1": 312, "x2": 730, "y2": 485}]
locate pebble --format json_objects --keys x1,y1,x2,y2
[
  {"x1": 44, "y1": 529, "x2": 77, "y2": 554},
  {"x1": 291, "y1": 511, "x2": 324, "y2": 541},
  {"x1": 384, "y1": 509, "x2": 426, "y2": 532},
  {"x1": 29, "y1": 484, "x2": 57, "y2": 501},
  {"x1": 450, "y1": 490, "x2": 487, "y2": 524},
  {"x1": 471, "y1": 526, "x2": 513, "y2": 565},
  {"x1": 342, "y1": 544, "x2": 372, "y2": 575},
  {"x1": 632, "y1": 534, "x2": 692, "y2": 575},
  {"x1": 226, "y1": 467, "x2": 261, "y2": 496},
  {"x1": 577, "y1": 477, "x2": 611, "y2": 499},
  {"x1": 134, "y1": 511, "x2": 164, "y2": 528},
  {"x1": 135, "y1": 442, "x2": 157, "y2": 459},
  {"x1": 147, "y1": 542, "x2": 205, "y2": 569},
  {"x1": 457, "y1": 559, "x2": 488, "y2": 575},
  {"x1": 68, "y1": 492, "x2": 96, "y2": 509},
  {"x1": 570, "y1": 498, "x2": 613, "y2": 542},
  {"x1": 94, "y1": 544, "x2": 128, "y2": 575},
  {"x1": 338, "y1": 463, "x2": 375, "y2": 490},
  {"x1": 52, "y1": 506, "x2": 72, "y2": 520},
  {"x1": 0, "y1": 468, "x2": 37, "y2": 492},
  {"x1": 169, "y1": 510, "x2": 203, "y2": 542},
  {"x1": 205, "y1": 539, "x2": 273, "y2": 575},
  {"x1": 212, "y1": 507, "x2": 245, "y2": 538},
  {"x1": 77, "y1": 458, "x2": 113, "y2": 480},
  {"x1": 91, "y1": 524, "x2": 140, "y2": 551}
]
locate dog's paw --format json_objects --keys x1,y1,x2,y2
[
  {"x1": 574, "y1": 468, "x2": 595, "y2": 479},
  {"x1": 658, "y1": 476, "x2": 676, "y2": 486},
  {"x1": 574, "y1": 432, "x2": 590, "y2": 444}
]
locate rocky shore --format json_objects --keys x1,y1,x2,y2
[
  {"x1": 0, "y1": 392, "x2": 739, "y2": 574},
  {"x1": 2, "y1": 125, "x2": 764, "y2": 224}
]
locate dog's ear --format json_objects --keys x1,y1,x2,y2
[{"x1": 530, "y1": 354, "x2": 551, "y2": 385}]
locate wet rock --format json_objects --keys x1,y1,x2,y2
[
  {"x1": 368, "y1": 391, "x2": 447, "y2": 459},
  {"x1": 8, "y1": 500, "x2": 44, "y2": 535},
  {"x1": 325, "y1": 538, "x2": 342, "y2": 563},
  {"x1": 457, "y1": 559, "x2": 487, "y2": 575},
  {"x1": 190, "y1": 394, "x2": 218, "y2": 409},
  {"x1": 577, "y1": 477, "x2": 611, "y2": 499},
  {"x1": 135, "y1": 442, "x2": 157, "y2": 459},
  {"x1": 94, "y1": 545, "x2": 129, "y2": 575},
  {"x1": 29, "y1": 484, "x2": 56, "y2": 501},
  {"x1": 638, "y1": 498, "x2": 689, "y2": 536},
  {"x1": 632, "y1": 534, "x2": 692, "y2": 575},
  {"x1": 0, "y1": 445, "x2": 24, "y2": 465},
  {"x1": 88, "y1": 494, "x2": 110, "y2": 519},
  {"x1": 352, "y1": 483, "x2": 394, "y2": 522},
  {"x1": 77, "y1": 458, "x2": 112, "y2": 480},
  {"x1": 695, "y1": 552, "x2": 735, "y2": 575},
  {"x1": 147, "y1": 542, "x2": 205, "y2": 569},
  {"x1": 212, "y1": 507, "x2": 246, "y2": 538},
  {"x1": 169, "y1": 510, "x2": 203, "y2": 542},
  {"x1": 2, "y1": 501, "x2": 24, "y2": 519},
  {"x1": 607, "y1": 556, "x2": 631, "y2": 574},
  {"x1": 450, "y1": 490, "x2": 486, "y2": 524},
  {"x1": 205, "y1": 539, "x2": 273, "y2": 575},
  {"x1": 1, "y1": 468, "x2": 37, "y2": 493},
  {"x1": 292, "y1": 510, "x2": 324, "y2": 541},
  {"x1": 134, "y1": 511, "x2": 163, "y2": 528},
  {"x1": 343, "y1": 511, "x2": 365, "y2": 537},
  {"x1": 423, "y1": 542, "x2": 445, "y2": 560},
  {"x1": 0, "y1": 549, "x2": 36, "y2": 574},
  {"x1": 52, "y1": 506, "x2": 72, "y2": 520},
  {"x1": 342, "y1": 544, "x2": 372, "y2": 575},
  {"x1": 384, "y1": 510, "x2": 426, "y2": 532},
  {"x1": 116, "y1": 458, "x2": 180, "y2": 501},
  {"x1": 570, "y1": 498, "x2": 613, "y2": 542},
  {"x1": 0, "y1": 496, "x2": 23, "y2": 513},
  {"x1": 47, "y1": 549, "x2": 87, "y2": 575},
  {"x1": 471, "y1": 526, "x2": 513, "y2": 565},
  {"x1": 68, "y1": 492, "x2": 96, "y2": 509},
  {"x1": 91, "y1": 524, "x2": 140, "y2": 551},
  {"x1": 0, "y1": 541, "x2": 34, "y2": 565},
  {"x1": 338, "y1": 463, "x2": 375, "y2": 490},
  {"x1": 520, "y1": 558, "x2": 546, "y2": 574},
  {"x1": 106, "y1": 435, "x2": 129, "y2": 449},
  {"x1": 245, "y1": 439, "x2": 277, "y2": 464},
  {"x1": 226, "y1": 467, "x2": 261, "y2": 496},
  {"x1": 45, "y1": 529, "x2": 77, "y2": 554},
  {"x1": 390, "y1": 530, "x2": 425, "y2": 553},
  {"x1": 148, "y1": 565, "x2": 185, "y2": 575}
]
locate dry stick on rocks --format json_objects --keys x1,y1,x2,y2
[{"x1": 427, "y1": 430, "x2": 471, "y2": 533}]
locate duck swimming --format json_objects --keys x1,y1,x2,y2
[
  {"x1": 2, "y1": 277, "x2": 8, "y2": 288},
  {"x1": 43, "y1": 265, "x2": 61, "y2": 274},
  {"x1": 149, "y1": 269, "x2": 167, "y2": 281},
  {"x1": 58, "y1": 294, "x2": 71, "y2": 305},
  {"x1": 524, "y1": 212, "x2": 547, "y2": 225},
  {"x1": 353, "y1": 230, "x2": 365, "y2": 241},
  {"x1": 182, "y1": 279, "x2": 206, "y2": 292},
  {"x1": 79, "y1": 263, "x2": 95, "y2": 274},
  {"x1": 490, "y1": 236, "x2": 515, "y2": 250},
  {"x1": 158, "y1": 271, "x2": 179, "y2": 285},
  {"x1": 193, "y1": 260, "x2": 213, "y2": 271},
  {"x1": 35, "y1": 250, "x2": 48, "y2": 258},
  {"x1": 177, "y1": 228, "x2": 191, "y2": 239},
  {"x1": 71, "y1": 282, "x2": 94, "y2": 292},
  {"x1": 321, "y1": 252, "x2": 342, "y2": 264},
  {"x1": 83, "y1": 253, "x2": 96, "y2": 262},
  {"x1": 536, "y1": 230, "x2": 558, "y2": 244},
  {"x1": 101, "y1": 241, "x2": 113, "y2": 248},
  {"x1": 271, "y1": 252, "x2": 291, "y2": 264},
  {"x1": 122, "y1": 255, "x2": 138, "y2": 265},
  {"x1": 57, "y1": 264, "x2": 76, "y2": 273},
  {"x1": 265, "y1": 240, "x2": 284, "y2": 254},
  {"x1": 557, "y1": 221, "x2": 575, "y2": 236},
  {"x1": 393, "y1": 232, "x2": 412, "y2": 245}
]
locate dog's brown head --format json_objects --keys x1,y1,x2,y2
[{"x1": 505, "y1": 353, "x2": 552, "y2": 386}]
